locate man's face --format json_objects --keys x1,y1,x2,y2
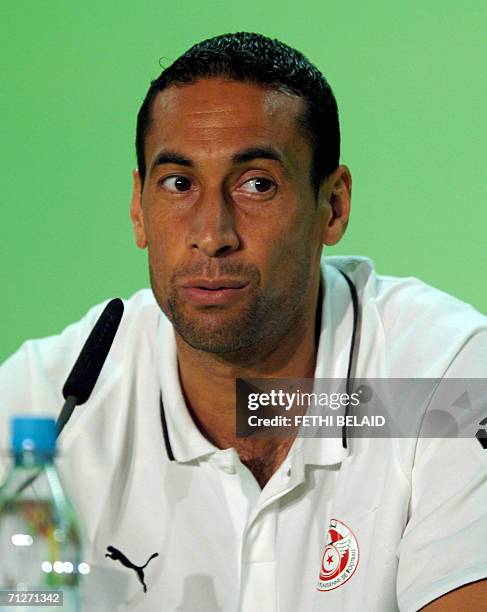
[{"x1": 131, "y1": 78, "x2": 345, "y2": 355}]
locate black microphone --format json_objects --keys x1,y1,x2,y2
[
  {"x1": 14, "y1": 298, "x2": 124, "y2": 496},
  {"x1": 56, "y1": 298, "x2": 124, "y2": 436}
]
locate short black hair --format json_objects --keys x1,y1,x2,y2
[{"x1": 136, "y1": 32, "x2": 340, "y2": 195}]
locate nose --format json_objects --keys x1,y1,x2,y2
[{"x1": 187, "y1": 190, "x2": 240, "y2": 258}]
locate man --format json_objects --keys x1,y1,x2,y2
[{"x1": 1, "y1": 32, "x2": 486, "y2": 611}]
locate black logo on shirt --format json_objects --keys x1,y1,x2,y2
[
  {"x1": 105, "y1": 545, "x2": 159, "y2": 592},
  {"x1": 476, "y1": 417, "x2": 487, "y2": 450}
]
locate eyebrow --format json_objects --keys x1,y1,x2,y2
[
  {"x1": 231, "y1": 146, "x2": 286, "y2": 168},
  {"x1": 150, "y1": 151, "x2": 194, "y2": 172},
  {"x1": 149, "y1": 146, "x2": 290, "y2": 177}
]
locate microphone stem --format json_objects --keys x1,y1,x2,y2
[{"x1": 56, "y1": 395, "x2": 78, "y2": 437}]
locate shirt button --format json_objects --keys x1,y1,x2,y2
[{"x1": 220, "y1": 464, "x2": 236, "y2": 475}]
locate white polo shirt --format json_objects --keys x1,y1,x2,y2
[{"x1": 1, "y1": 256, "x2": 486, "y2": 612}]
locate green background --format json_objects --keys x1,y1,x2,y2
[{"x1": 1, "y1": 1, "x2": 486, "y2": 362}]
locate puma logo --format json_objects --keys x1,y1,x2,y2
[{"x1": 105, "y1": 545, "x2": 159, "y2": 592}]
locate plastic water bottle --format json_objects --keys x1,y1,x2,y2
[{"x1": 0, "y1": 417, "x2": 87, "y2": 611}]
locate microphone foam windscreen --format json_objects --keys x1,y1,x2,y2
[{"x1": 62, "y1": 298, "x2": 124, "y2": 404}]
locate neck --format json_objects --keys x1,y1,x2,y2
[{"x1": 175, "y1": 280, "x2": 322, "y2": 457}]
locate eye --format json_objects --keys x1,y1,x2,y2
[
  {"x1": 159, "y1": 175, "x2": 193, "y2": 192},
  {"x1": 240, "y1": 177, "x2": 276, "y2": 194}
]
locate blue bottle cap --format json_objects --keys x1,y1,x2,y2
[{"x1": 11, "y1": 416, "x2": 57, "y2": 454}]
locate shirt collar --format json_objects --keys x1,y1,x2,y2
[
  {"x1": 295, "y1": 262, "x2": 353, "y2": 467},
  {"x1": 157, "y1": 320, "x2": 217, "y2": 463}
]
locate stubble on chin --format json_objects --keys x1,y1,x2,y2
[{"x1": 148, "y1": 255, "x2": 313, "y2": 356}]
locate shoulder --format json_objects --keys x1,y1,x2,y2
[
  {"x1": 324, "y1": 255, "x2": 486, "y2": 331},
  {"x1": 0, "y1": 289, "x2": 163, "y2": 426},
  {"x1": 323, "y1": 256, "x2": 487, "y2": 376}
]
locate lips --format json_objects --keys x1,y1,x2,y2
[
  {"x1": 182, "y1": 278, "x2": 247, "y2": 290},
  {"x1": 181, "y1": 278, "x2": 249, "y2": 305}
]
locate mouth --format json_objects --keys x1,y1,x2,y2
[{"x1": 180, "y1": 278, "x2": 249, "y2": 305}]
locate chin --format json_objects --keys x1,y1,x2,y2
[{"x1": 174, "y1": 314, "x2": 260, "y2": 354}]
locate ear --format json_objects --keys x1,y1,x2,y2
[
  {"x1": 130, "y1": 169, "x2": 147, "y2": 249},
  {"x1": 319, "y1": 165, "x2": 352, "y2": 246}
]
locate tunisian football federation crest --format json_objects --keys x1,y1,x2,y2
[{"x1": 317, "y1": 518, "x2": 359, "y2": 591}]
